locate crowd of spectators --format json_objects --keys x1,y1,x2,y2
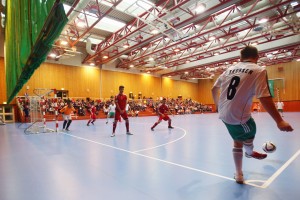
[{"x1": 16, "y1": 96, "x2": 213, "y2": 119}]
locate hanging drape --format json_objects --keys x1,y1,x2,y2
[{"x1": 5, "y1": 0, "x2": 67, "y2": 103}]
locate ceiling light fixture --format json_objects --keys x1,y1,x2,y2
[
  {"x1": 123, "y1": 42, "x2": 129, "y2": 48},
  {"x1": 258, "y1": 18, "x2": 268, "y2": 24},
  {"x1": 195, "y1": 3, "x2": 206, "y2": 14},
  {"x1": 49, "y1": 53, "x2": 57, "y2": 58},
  {"x1": 151, "y1": 29, "x2": 159, "y2": 34},
  {"x1": 209, "y1": 36, "x2": 216, "y2": 41},
  {"x1": 60, "y1": 40, "x2": 68, "y2": 45}
]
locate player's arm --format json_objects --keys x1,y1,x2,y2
[
  {"x1": 259, "y1": 97, "x2": 293, "y2": 132},
  {"x1": 115, "y1": 100, "x2": 122, "y2": 113},
  {"x1": 211, "y1": 85, "x2": 220, "y2": 111}
]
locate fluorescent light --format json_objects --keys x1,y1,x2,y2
[
  {"x1": 291, "y1": 2, "x2": 299, "y2": 7},
  {"x1": 195, "y1": 3, "x2": 206, "y2": 14},
  {"x1": 258, "y1": 18, "x2": 268, "y2": 24},
  {"x1": 49, "y1": 53, "x2": 57, "y2": 58},
  {"x1": 209, "y1": 36, "x2": 216, "y2": 41},
  {"x1": 94, "y1": 17, "x2": 126, "y2": 32},
  {"x1": 60, "y1": 40, "x2": 68, "y2": 45},
  {"x1": 151, "y1": 29, "x2": 159, "y2": 34}
]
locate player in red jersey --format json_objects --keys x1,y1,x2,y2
[
  {"x1": 151, "y1": 98, "x2": 174, "y2": 131},
  {"x1": 87, "y1": 102, "x2": 96, "y2": 126},
  {"x1": 111, "y1": 86, "x2": 133, "y2": 137}
]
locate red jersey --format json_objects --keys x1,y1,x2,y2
[
  {"x1": 158, "y1": 104, "x2": 169, "y2": 115},
  {"x1": 115, "y1": 94, "x2": 127, "y2": 110},
  {"x1": 90, "y1": 106, "x2": 96, "y2": 114}
]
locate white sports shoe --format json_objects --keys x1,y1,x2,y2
[
  {"x1": 126, "y1": 132, "x2": 133, "y2": 135},
  {"x1": 111, "y1": 133, "x2": 115, "y2": 137}
]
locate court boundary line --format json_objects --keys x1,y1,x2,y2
[
  {"x1": 62, "y1": 132, "x2": 271, "y2": 187},
  {"x1": 133, "y1": 126, "x2": 187, "y2": 153},
  {"x1": 261, "y1": 149, "x2": 300, "y2": 188}
]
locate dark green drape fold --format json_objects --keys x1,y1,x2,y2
[{"x1": 5, "y1": 0, "x2": 67, "y2": 103}]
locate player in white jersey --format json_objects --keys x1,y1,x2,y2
[
  {"x1": 212, "y1": 46, "x2": 293, "y2": 184},
  {"x1": 276, "y1": 101, "x2": 284, "y2": 117},
  {"x1": 106, "y1": 101, "x2": 116, "y2": 124}
]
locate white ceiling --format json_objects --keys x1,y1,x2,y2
[{"x1": 48, "y1": 0, "x2": 300, "y2": 80}]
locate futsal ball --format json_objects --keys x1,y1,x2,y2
[{"x1": 262, "y1": 141, "x2": 276, "y2": 153}]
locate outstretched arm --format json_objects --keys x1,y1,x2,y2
[
  {"x1": 211, "y1": 85, "x2": 220, "y2": 111},
  {"x1": 259, "y1": 97, "x2": 293, "y2": 132}
]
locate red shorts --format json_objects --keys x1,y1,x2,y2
[
  {"x1": 159, "y1": 114, "x2": 170, "y2": 121},
  {"x1": 90, "y1": 114, "x2": 96, "y2": 120},
  {"x1": 115, "y1": 111, "x2": 128, "y2": 121}
]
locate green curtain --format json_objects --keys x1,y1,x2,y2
[
  {"x1": 268, "y1": 80, "x2": 274, "y2": 97},
  {"x1": 5, "y1": 0, "x2": 67, "y2": 103}
]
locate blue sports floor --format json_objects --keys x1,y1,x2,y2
[{"x1": 0, "y1": 112, "x2": 299, "y2": 200}]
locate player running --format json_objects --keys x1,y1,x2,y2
[
  {"x1": 87, "y1": 101, "x2": 96, "y2": 126},
  {"x1": 151, "y1": 98, "x2": 174, "y2": 131}
]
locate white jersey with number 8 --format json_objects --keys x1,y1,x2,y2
[{"x1": 213, "y1": 62, "x2": 271, "y2": 125}]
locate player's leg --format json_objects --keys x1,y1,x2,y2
[
  {"x1": 62, "y1": 115, "x2": 67, "y2": 130},
  {"x1": 111, "y1": 113, "x2": 119, "y2": 137},
  {"x1": 91, "y1": 114, "x2": 96, "y2": 125},
  {"x1": 151, "y1": 119, "x2": 162, "y2": 130},
  {"x1": 122, "y1": 113, "x2": 132, "y2": 135},
  {"x1": 106, "y1": 112, "x2": 109, "y2": 124},
  {"x1": 233, "y1": 140, "x2": 244, "y2": 184},
  {"x1": 66, "y1": 115, "x2": 72, "y2": 131},
  {"x1": 167, "y1": 116, "x2": 174, "y2": 128},
  {"x1": 87, "y1": 116, "x2": 91, "y2": 126}
]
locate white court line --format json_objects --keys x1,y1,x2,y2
[
  {"x1": 133, "y1": 126, "x2": 187, "y2": 153},
  {"x1": 261, "y1": 149, "x2": 300, "y2": 189},
  {"x1": 62, "y1": 132, "x2": 240, "y2": 184}
]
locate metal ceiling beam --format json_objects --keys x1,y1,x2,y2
[
  {"x1": 117, "y1": 0, "x2": 295, "y2": 69},
  {"x1": 163, "y1": 35, "x2": 300, "y2": 77},
  {"x1": 82, "y1": 0, "x2": 243, "y2": 64},
  {"x1": 67, "y1": 0, "x2": 123, "y2": 47}
]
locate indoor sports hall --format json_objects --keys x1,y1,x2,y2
[{"x1": 0, "y1": 1, "x2": 299, "y2": 200}]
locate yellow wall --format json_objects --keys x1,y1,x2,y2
[
  {"x1": 0, "y1": 60, "x2": 200, "y2": 101},
  {"x1": 197, "y1": 61, "x2": 300, "y2": 104},
  {"x1": 266, "y1": 61, "x2": 300, "y2": 101},
  {"x1": 1, "y1": 58, "x2": 299, "y2": 104},
  {"x1": 162, "y1": 77, "x2": 199, "y2": 100},
  {"x1": 0, "y1": 58, "x2": 6, "y2": 103},
  {"x1": 17, "y1": 62, "x2": 101, "y2": 98}
]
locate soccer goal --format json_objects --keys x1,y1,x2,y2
[{"x1": 24, "y1": 88, "x2": 59, "y2": 134}]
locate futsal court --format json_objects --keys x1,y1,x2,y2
[{"x1": 0, "y1": 112, "x2": 299, "y2": 200}]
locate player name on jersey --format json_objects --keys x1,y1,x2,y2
[{"x1": 229, "y1": 68, "x2": 253, "y2": 75}]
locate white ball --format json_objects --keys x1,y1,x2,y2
[{"x1": 262, "y1": 141, "x2": 276, "y2": 153}]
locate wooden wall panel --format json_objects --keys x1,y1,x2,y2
[
  {"x1": 198, "y1": 61, "x2": 300, "y2": 104},
  {"x1": 266, "y1": 61, "x2": 300, "y2": 101},
  {"x1": 197, "y1": 78, "x2": 216, "y2": 104},
  {"x1": 0, "y1": 57, "x2": 6, "y2": 103},
  {"x1": 4, "y1": 59, "x2": 299, "y2": 105},
  {"x1": 101, "y1": 70, "x2": 162, "y2": 99},
  {"x1": 18, "y1": 63, "x2": 101, "y2": 98},
  {"x1": 162, "y1": 78, "x2": 199, "y2": 100}
]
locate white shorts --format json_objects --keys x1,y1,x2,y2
[{"x1": 63, "y1": 114, "x2": 72, "y2": 120}]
